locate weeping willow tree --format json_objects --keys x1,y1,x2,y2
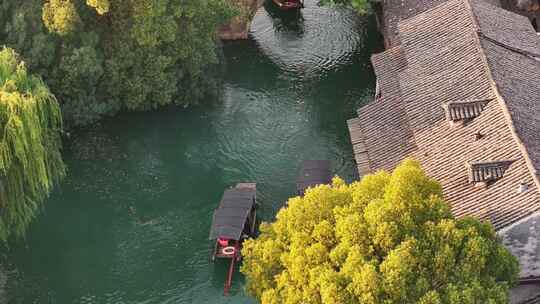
[{"x1": 0, "y1": 47, "x2": 65, "y2": 241}]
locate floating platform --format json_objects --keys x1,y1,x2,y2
[{"x1": 297, "y1": 160, "x2": 332, "y2": 195}]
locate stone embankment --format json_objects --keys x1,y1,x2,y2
[{"x1": 219, "y1": 0, "x2": 264, "y2": 40}]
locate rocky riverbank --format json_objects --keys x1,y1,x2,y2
[{"x1": 219, "y1": 0, "x2": 264, "y2": 40}]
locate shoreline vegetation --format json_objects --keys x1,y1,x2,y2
[
  {"x1": 1, "y1": 0, "x2": 237, "y2": 128},
  {"x1": 0, "y1": 47, "x2": 65, "y2": 241}
]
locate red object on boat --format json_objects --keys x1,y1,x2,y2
[
  {"x1": 272, "y1": 0, "x2": 304, "y2": 10},
  {"x1": 218, "y1": 237, "x2": 229, "y2": 247}
]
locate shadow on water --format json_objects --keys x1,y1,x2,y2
[{"x1": 2, "y1": 1, "x2": 383, "y2": 303}]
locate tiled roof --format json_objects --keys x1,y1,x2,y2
[
  {"x1": 500, "y1": 212, "x2": 540, "y2": 280},
  {"x1": 380, "y1": 0, "x2": 502, "y2": 47},
  {"x1": 511, "y1": 283, "x2": 540, "y2": 304},
  {"x1": 348, "y1": 0, "x2": 540, "y2": 231},
  {"x1": 380, "y1": 0, "x2": 448, "y2": 47},
  {"x1": 521, "y1": 294, "x2": 540, "y2": 304},
  {"x1": 347, "y1": 47, "x2": 416, "y2": 176},
  {"x1": 499, "y1": 0, "x2": 540, "y2": 25}
]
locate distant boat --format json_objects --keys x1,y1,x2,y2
[{"x1": 272, "y1": 0, "x2": 304, "y2": 10}]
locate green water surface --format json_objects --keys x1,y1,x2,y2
[{"x1": 3, "y1": 1, "x2": 381, "y2": 303}]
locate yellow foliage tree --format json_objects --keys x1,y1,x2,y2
[
  {"x1": 86, "y1": 0, "x2": 110, "y2": 15},
  {"x1": 241, "y1": 159, "x2": 519, "y2": 304},
  {"x1": 42, "y1": 0, "x2": 81, "y2": 36}
]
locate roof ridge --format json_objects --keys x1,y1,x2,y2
[
  {"x1": 347, "y1": 117, "x2": 374, "y2": 176},
  {"x1": 521, "y1": 293, "x2": 540, "y2": 304},
  {"x1": 355, "y1": 118, "x2": 374, "y2": 174},
  {"x1": 465, "y1": 0, "x2": 540, "y2": 191},
  {"x1": 478, "y1": 31, "x2": 540, "y2": 59},
  {"x1": 373, "y1": 47, "x2": 420, "y2": 166},
  {"x1": 383, "y1": 48, "x2": 420, "y2": 159}
]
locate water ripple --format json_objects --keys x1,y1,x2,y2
[{"x1": 251, "y1": 0, "x2": 365, "y2": 80}]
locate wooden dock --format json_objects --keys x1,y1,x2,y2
[{"x1": 297, "y1": 160, "x2": 332, "y2": 195}]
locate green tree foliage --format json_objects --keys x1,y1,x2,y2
[
  {"x1": 321, "y1": 0, "x2": 373, "y2": 14},
  {"x1": 1, "y1": 0, "x2": 235, "y2": 126},
  {"x1": 241, "y1": 159, "x2": 519, "y2": 304},
  {"x1": 0, "y1": 47, "x2": 65, "y2": 240}
]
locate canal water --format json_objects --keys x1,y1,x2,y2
[{"x1": 2, "y1": 1, "x2": 381, "y2": 303}]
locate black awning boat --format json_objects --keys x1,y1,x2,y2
[{"x1": 209, "y1": 183, "x2": 257, "y2": 295}]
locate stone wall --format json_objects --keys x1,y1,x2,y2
[{"x1": 218, "y1": 0, "x2": 264, "y2": 40}]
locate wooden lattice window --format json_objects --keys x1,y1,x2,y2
[
  {"x1": 467, "y1": 160, "x2": 514, "y2": 184},
  {"x1": 443, "y1": 99, "x2": 491, "y2": 123}
]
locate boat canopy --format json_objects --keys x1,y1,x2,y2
[
  {"x1": 209, "y1": 187, "x2": 256, "y2": 241},
  {"x1": 297, "y1": 160, "x2": 332, "y2": 195}
]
